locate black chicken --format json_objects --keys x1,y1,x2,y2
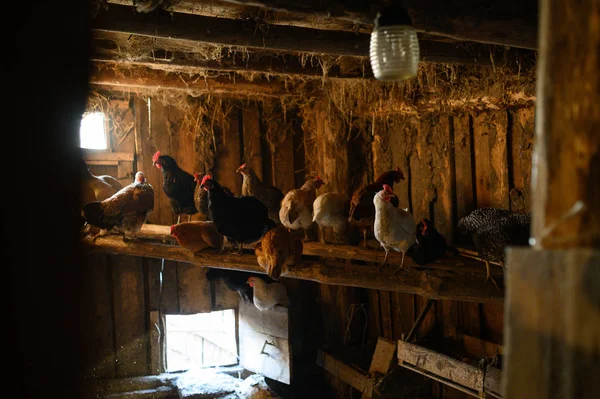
[
  {"x1": 152, "y1": 151, "x2": 197, "y2": 223},
  {"x1": 408, "y1": 219, "x2": 459, "y2": 266},
  {"x1": 206, "y1": 268, "x2": 272, "y2": 304},
  {"x1": 457, "y1": 207, "x2": 531, "y2": 287},
  {"x1": 200, "y1": 175, "x2": 276, "y2": 254}
]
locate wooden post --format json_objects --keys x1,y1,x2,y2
[{"x1": 503, "y1": 0, "x2": 600, "y2": 397}]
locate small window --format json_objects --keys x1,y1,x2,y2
[
  {"x1": 79, "y1": 112, "x2": 107, "y2": 149},
  {"x1": 165, "y1": 310, "x2": 238, "y2": 372}
]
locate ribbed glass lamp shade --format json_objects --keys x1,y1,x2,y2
[{"x1": 369, "y1": 25, "x2": 419, "y2": 81}]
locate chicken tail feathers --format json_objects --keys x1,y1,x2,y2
[{"x1": 83, "y1": 202, "x2": 115, "y2": 230}]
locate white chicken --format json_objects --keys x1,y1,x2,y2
[
  {"x1": 312, "y1": 192, "x2": 349, "y2": 244},
  {"x1": 247, "y1": 277, "x2": 289, "y2": 311},
  {"x1": 279, "y1": 177, "x2": 325, "y2": 241},
  {"x1": 373, "y1": 184, "x2": 416, "y2": 273}
]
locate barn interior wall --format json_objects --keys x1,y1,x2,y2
[{"x1": 82, "y1": 90, "x2": 534, "y2": 398}]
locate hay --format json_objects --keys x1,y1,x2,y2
[{"x1": 86, "y1": 90, "x2": 134, "y2": 145}]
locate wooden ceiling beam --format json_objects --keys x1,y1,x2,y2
[
  {"x1": 92, "y1": 7, "x2": 535, "y2": 69},
  {"x1": 106, "y1": 0, "x2": 538, "y2": 49},
  {"x1": 88, "y1": 62, "x2": 304, "y2": 97},
  {"x1": 91, "y1": 31, "x2": 370, "y2": 79}
]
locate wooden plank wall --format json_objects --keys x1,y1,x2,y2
[{"x1": 82, "y1": 93, "x2": 534, "y2": 398}]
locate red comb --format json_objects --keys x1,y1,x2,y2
[
  {"x1": 201, "y1": 174, "x2": 211, "y2": 186},
  {"x1": 152, "y1": 151, "x2": 161, "y2": 163},
  {"x1": 382, "y1": 184, "x2": 394, "y2": 193},
  {"x1": 421, "y1": 219, "x2": 428, "y2": 234},
  {"x1": 193, "y1": 172, "x2": 201, "y2": 181},
  {"x1": 240, "y1": 163, "x2": 246, "y2": 168},
  {"x1": 316, "y1": 175, "x2": 322, "y2": 181}
]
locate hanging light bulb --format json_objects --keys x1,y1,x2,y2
[{"x1": 369, "y1": 4, "x2": 420, "y2": 81}]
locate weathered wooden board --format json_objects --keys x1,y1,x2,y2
[
  {"x1": 274, "y1": 127, "x2": 296, "y2": 195},
  {"x1": 133, "y1": 97, "x2": 148, "y2": 177},
  {"x1": 148, "y1": 311, "x2": 161, "y2": 375},
  {"x1": 317, "y1": 351, "x2": 374, "y2": 396},
  {"x1": 509, "y1": 108, "x2": 534, "y2": 213},
  {"x1": 399, "y1": 340, "x2": 483, "y2": 389},
  {"x1": 415, "y1": 296, "x2": 436, "y2": 341},
  {"x1": 392, "y1": 292, "x2": 415, "y2": 340},
  {"x1": 241, "y1": 102, "x2": 263, "y2": 180},
  {"x1": 161, "y1": 260, "x2": 180, "y2": 314},
  {"x1": 459, "y1": 302, "x2": 482, "y2": 337},
  {"x1": 176, "y1": 263, "x2": 211, "y2": 314},
  {"x1": 213, "y1": 109, "x2": 242, "y2": 195},
  {"x1": 388, "y1": 115, "x2": 417, "y2": 213},
  {"x1": 239, "y1": 300, "x2": 291, "y2": 384},
  {"x1": 368, "y1": 337, "x2": 397, "y2": 375},
  {"x1": 472, "y1": 111, "x2": 510, "y2": 210},
  {"x1": 82, "y1": 254, "x2": 116, "y2": 378},
  {"x1": 367, "y1": 290, "x2": 382, "y2": 340},
  {"x1": 441, "y1": 300, "x2": 459, "y2": 338},
  {"x1": 110, "y1": 255, "x2": 148, "y2": 377},
  {"x1": 453, "y1": 114, "x2": 476, "y2": 232},
  {"x1": 379, "y1": 291, "x2": 394, "y2": 340},
  {"x1": 211, "y1": 278, "x2": 240, "y2": 311},
  {"x1": 504, "y1": 248, "x2": 600, "y2": 399}
]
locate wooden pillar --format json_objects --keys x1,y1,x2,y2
[{"x1": 503, "y1": 0, "x2": 600, "y2": 397}]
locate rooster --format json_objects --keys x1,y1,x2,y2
[
  {"x1": 83, "y1": 171, "x2": 154, "y2": 241},
  {"x1": 373, "y1": 184, "x2": 416, "y2": 273},
  {"x1": 194, "y1": 172, "x2": 234, "y2": 221},
  {"x1": 200, "y1": 175, "x2": 276, "y2": 254},
  {"x1": 407, "y1": 219, "x2": 459, "y2": 266},
  {"x1": 279, "y1": 177, "x2": 325, "y2": 241},
  {"x1": 458, "y1": 207, "x2": 531, "y2": 288},
  {"x1": 348, "y1": 168, "x2": 405, "y2": 247},
  {"x1": 255, "y1": 226, "x2": 303, "y2": 280},
  {"x1": 312, "y1": 192, "x2": 350, "y2": 244},
  {"x1": 152, "y1": 151, "x2": 197, "y2": 223},
  {"x1": 237, "y1": 163, "x2": 285, "y2": 224},
  {"x1": 170, "y1": 221, "x2": 224, "y2": 254},
  {"x1": 247, "y1": 277, "x2": 290, "y2": 311}
]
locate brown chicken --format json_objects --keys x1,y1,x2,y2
[
  {"x1": 255, "y1": 225, "x2": 303, "y2": 280},
  {"x1": 82, "y1": 171, "x2": 154, "y2": 241},
  {"x1": 279, "y1": 177, "x2": 325, "y2": 241},
  {"x1": 348, "y1": 168, "x2": 405, "y2": 247},
  {"x1": 170, "y1": 221, "x2": 224, "y2": 254},
  {"x1": 237, "y1": 163, "x2": 285, "y2": 224},
  {"x1": 312, "y1": 192, "x2": 350, "y2": 244}
]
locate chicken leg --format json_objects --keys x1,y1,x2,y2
[
  {"x1": 393, "y1": 251, "x2": 407, "y2": 275},
  {"x1": 484, "y1": 261, "x2": 501, "y2": 291},
  {"x1": 176, "y1": 214, "x2": 181, "y2": 224},
  {"x1": 378, "y1": 247, "x2": 391, "y2": 273}
]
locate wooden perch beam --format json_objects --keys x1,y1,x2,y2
[
  {"x1": 107, "y1": 0, "x2": 538, "y2": 49},
  {"x1": 93, "y1": 5, "x2": 535, "y2": 67},
  {"x1": 88, "y1": 62, "x2": 301, "y2": 97},
  {"x1": 82, "y1": 224, "x2": 504, "y2": 303}
]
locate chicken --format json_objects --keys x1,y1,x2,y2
[
  {"x1": 457, "y1": 207, "x2": 531, "y2": 288},
  {"x1": 170, "y1": 221, "x2": 224, "y2": 254},
  {"x1": 373, "y1": 184, "x2": 416, "y2": 273},
  {"x1": 279, "y1": 177, "x2": 325, "y2": 241},
  {"x1": 194, "y1": 172, "x2": 234, "y2": 221},
  {"x1": 348, "y1": 168, "x2": 405, "y2": 247},
  {"x1": 312, "y1": 192, "x2": 349, "y2": 244},
  {"x1": 152, "y1": 151, "x2": 197, "y2": 223},
  {"x1": 83, "y1": 171, "x2": 154, "y2": 241},
  {"x1": 407, "y1": 218, "x2": 459, "y2": 266},
  {"x1": 200, "y1": 175, "x2": 276, "y2": 254},
  {"x1": 255, "y1": 226, "x2": 303, "y2": 280},
  {"x1": 80, "y1": 159, "x2": 123, "y2": 209},
  {"x1": 237, "y1": 163, "x2": 285, "y2": 224},
  {"x1": 247, "y1": 277, "x2": 289, "y2": 311},
  {"x1": 206, "y1": 268, "x2": 271, "y2": 304}
]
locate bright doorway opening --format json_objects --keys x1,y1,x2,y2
[{"x1": 165, "y1": 310, "x2": 237, "y2": 372}]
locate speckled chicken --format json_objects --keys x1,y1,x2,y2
[
  {"x1": 83, "y1": 171, "x2": 154, "y2": 241},
  {"x1": 348, "y1": 168, "x2": 404, "y2": 247},
  {"x1": 373, "y1": 184, "x2": 416, "y2": 273},
  {"x1": 279, "y1": 177, "x2": 325, "y2": 241},
  {"x1": 237, "y1": 163, "x2": 284, "y2": 224},
  {"x1": 255, "y1": 225, "x2": 303, "y2": 280},
  {"x1": 312, "y1": 192, "x2": 350, "y2": 244},
  {"x1": 458, "y1": 207, "x2": 531, "y2": 287},
  {"x1": 247, "y1": 277, "x2": 289, "y2": 311},
  {"x1": 170, "y1": 221, "x2": 224, "y2": 254}
]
